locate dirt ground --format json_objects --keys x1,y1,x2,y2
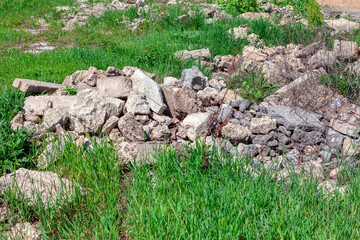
[{"x1": 317, "y1": 0, "x2": 360, "y2": 10}]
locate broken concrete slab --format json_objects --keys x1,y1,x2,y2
[
  {"x1": 181, "y1": 112, "x2": 213, "y2": 141},
  {"x1": 325, "y1": 18, "x2": 360, "y2": 32},
  {"x1": 0, "y1": 168, "x2": 76, "y2": 208},
  {"x1": 267, "y1": 105, "x2": 325, "y2": 132},
  {"x1": 330, "y1": 119, "x2": 359, "y2": 137},
  {"x1": 13, "y1": 78, "x2": 62, "y2": 94},
  {"x1": 23, "y1": 96, "x2": 78, "y2": 116},
  {"x1": 97, "y1": 76, "x2": 132, "y2": 99},
  {"x1": 131, "y1": 69, "x2": 167, "y2": 114}
]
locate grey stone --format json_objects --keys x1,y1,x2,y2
[
  {"x1": 291, "y1": 128, "x2": 324, "y2": 145},
  {"x1": 105, "y1": 66, "x2": 126, "y2": 77},
  {"x1": 200, "y1": 8, "x2": 215, "y2": 18},
  {"x1": 23, "y1": 96, "x2": 77, "y2": 116},
  {"x1": 10, "y1": 111, "x2": 24, "y2": 130},
  {"x1": 24, "y1": 112, "x2": 41, "y2": 123},
  {"x1": 0, "y1": 168, "x2": 76, "y2": 208},
  {"x1": 43, "y1": 108, "x2": 69, "y2": 131},
  {"x1": 319, "y1": 150, "x2": 332, "y2": 161},
  {"x1": 117, "y1": 141, "x2": 170, "y2": 165},
  {"x1": 284, "y1": 153, "x2": 299, "y2": 166},
  {"x1": 174, "y1": 48, "x2": 212, "y2": 62},
  {"x1": 330, "y1": 119, "x2": 359, "y2": 137},
  {"x1": 205, "y1": 137, "x2": 234, "y2": 154},
  {"x1": 161, "y1": 86, "x2": 203, "y2": 119},
  {"x1": 229, "y1": 119, "x2": 241, "y2": 125},
  {"x1": 267, "y1": 106, "x2": 325, "y2": 132},
  {"x1": 209, "y1": 78, "x2": 226, "y2": 91},
  {"x1": 151, "y1": 112, "x2": 172, "y2": 126},
  {"x1": 97, "y1": 76, "x2": 132, "y2": 99},
  {"x1": 237, "y1": 143, "x2": 259, "y2": 158},
  {"x1": 3, "y1": 222, "x2": 41, "y2": 240},
  {"x1": 308, "y1": 50, "x2": 337, "y2": 69},
  {"x1": 303, "y1": 161, "x2": 324, "y2": 181},
  {"x1": 12, "y1": 78, "x2": 62, "y2": 94},
  {"x1": 325, "y1": 18, "x2": 360, "y2": 32},
  {"x1": 125, "y1": 92, "x2": 151, "y2": 115},
  {"x1": 279, "y1": 125, "x2": 291, "y2": 136},
  {"x1": 295, "y1": 42, "x2": 324, "y2": 58},
  {"x1": 217, "y1": 105, "x2": 234, "y2": 123},
  {"x1": 181, "y1": 112, "x2": 213, "y2": 141},
  {"x1": 228, "y1": 25, "x2": 249, "y2": 40},
  {"x1": 151, "y1": 125, "x2": 171, "y2": 141},
  {"x1": 102, "y1": 116, "x2": 119, "y2": 134},
  {"x1": 252, "y1": 133, "x2": 274, "y2": 145},
  {"x1": 256, "y1": 112, "x2": 267, "y2": 118},
  {"x1": 180, "y1": 66, "x2": 209, "y2": 91},
  {"x1": 264, "y1": 160, "x2": 280, "y2": 171},
  {"x1": 197, "y1": 87, "x2": 218, "y2": 106},
  {"x1": 233, "y1": 111, "x2": 244, "y2": 119},
  {"x1": 332, "y1": 40, "x2": 358, "y2": 61},
  {"x1": 324, "y1": 161, "x2": 339, "y2": 169},
  {"x1": 122, "y1": 66, "x2": 155, "y2": 79},
  {"x1": 118, "y1": 112, "x2": 145, "y2": 142},
  {"x1": 69, "y1": 89, "x2": 124, "y2": 133},
  {"x1": 327, "y1": 128, "x2": 346, "y2": 150},
  {"x1": 230, "y1": 100, "x2": 241, "y2": 108},
  {"x1": 135, "y1": 115, "x2": 150, "y2": 124},
  {"x1": 238, "y1": 99, "x2": 251, "y2": 112},
  {"x1": 250, "y1": 116, "x2": 277, "y2": 134},
  {"x1": 205, "y1": 106, "x2": 219, "y2": 113},
  {"x1": 163, "y1": 77, "x2": 180, "y2": 86},
  {"x1": 239, "y1": 119, "x2": 251, "y2": 128},
  {"x1": 131, "y1": 69, "x2": 167, "y2": 114},
  {"x1": 277, "y1": 134, "x2": 291, "y2": 145},
  {"x1": 221, "y1": 123, "x2": 252, "y2": 143},
  {"x1": 267, "y1": 139, "x2": 279, "y2": 148},
  {"x1": 250, "y1": 104, "x2": 260, "y2": 111}
]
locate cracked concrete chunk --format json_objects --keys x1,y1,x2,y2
[
  {"x1": 3, "y1": 222, "x2": 41, "y2": 240},
  {"x1": 13, "y1": 78, "x2": 62, "y2": 94},
  {"x1": 182, "y1": 112, "x2": 213, "y2": 141},
  {"x1": 131, "y1": 69, "x2": 167, "y2": 114},
  {"x1": 0, "y1": 168, "x2": 76, "y2": 208}
]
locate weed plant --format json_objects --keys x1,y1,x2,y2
[{"x1": 0, "y1": 87, "x2": 35, "y2": 175}]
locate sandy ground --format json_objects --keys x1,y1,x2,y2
[{"x1": 317, "y1": 0, "x2": 360, "y2": 10}]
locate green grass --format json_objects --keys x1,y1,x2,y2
[
  {"x1": 2, "y1": 139, "x2": 359, "y2": 239},
  {"x1": 127, "y1": 143, "x2": 360, "y2": 239},
  {"x1": 1, "y1": 1, "x2": 360, "y2": 238},
  {"x1": 0, "y1": 6, "x2": 341, "y2": 85},
  {"x1": 0, "y1": 87, "x2": 36, "y2": 175},
  {"x1": 1, "y1": 137, "x2": 126, "y2": 239}
]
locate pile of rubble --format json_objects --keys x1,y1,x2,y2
[
  {"x1": 8, "y1": 51, "x2": 360, "y2": 188},
  {"x1": 3, "y1": 40, "x2": 360, "y2": 232},
  {"x1": 57, "y1": 0, "x2": 150, "y2": 31},
  {"x1": 175, "y1": 39, "x2": 360, "y2": 88}
]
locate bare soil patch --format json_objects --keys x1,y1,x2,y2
[{"x1": 317, "y1": 0, "x2": 360, "y2": 10}]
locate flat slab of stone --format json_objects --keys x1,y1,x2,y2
[
  {"x1": 250, "y1": 116, "x2": 277, "y2": 134},
  {"x1": 97, "y1": 76, "x2": 132, "y2": 99},
  {"x1": 23, "y1": 96, "x2": 77, "y2": 116},
  {"x1": 13, "y1": 78, "x2": 62, "y2": 93},
  {"x1": 325, "y1": 18, "x2": 360, "y2": 32},
  {"x1": 268, "y1": 105, "x2": 324, "y2": 132},
  {"x1": 3, "y1": 222, "x2": 41, "y2": 240},
  {"x1": 330, "y1": 119, "x2": 359, "y2": 137},
  {"x1": 0, "y1": 168, "x2": 75, "y2": 208}
]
